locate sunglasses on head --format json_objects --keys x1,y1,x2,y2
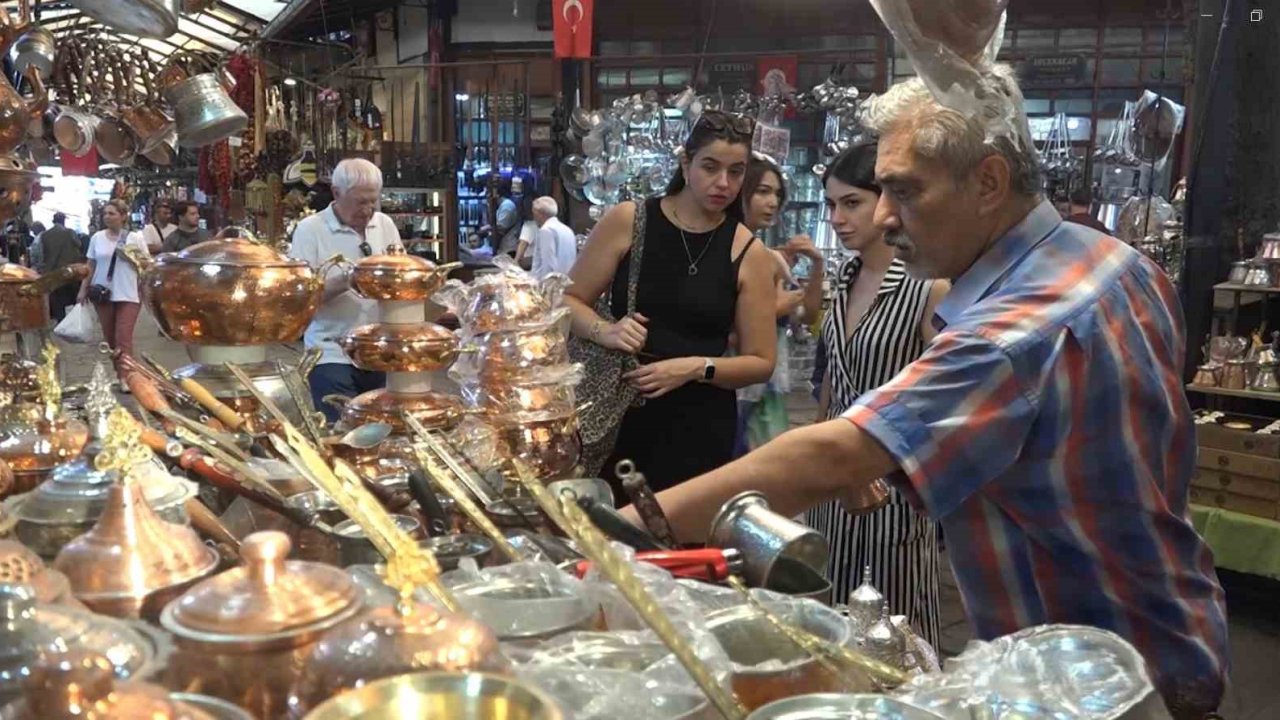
[
  {"x1": 359, "y1": 241, "x2": 372, "y2": 257},
  {"x1": 697, "y1": 110, "x2": 756, "y2": 138}
]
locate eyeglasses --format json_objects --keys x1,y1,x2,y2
[
  {"x1": 697, "y1": 110, "x2": 757, "y2": 138},
  {"x1": 359, "y1": 241, "x2": 372, "y2": 257}
]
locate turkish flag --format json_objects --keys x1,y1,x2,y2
[{"x1": 553, "y1": 0, "x2": 593, "y2": 59}]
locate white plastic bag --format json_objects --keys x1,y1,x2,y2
[{"x1": 54, "y1": 304, "x2": 101, "y2": 344}]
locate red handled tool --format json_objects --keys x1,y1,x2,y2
[{"x1": 570, "y1": 548, "x2": 744, "y2": 583}]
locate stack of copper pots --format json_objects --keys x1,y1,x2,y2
[
  {"x1": 332, "y1": 245, "x2": 462, "y2": 436},
  {"x1": 437, "y1": 258, "x2": 582, "y2": 489}
]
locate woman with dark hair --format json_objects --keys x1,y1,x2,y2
[
  {"x1": 805, "y1": 142, "x2": 948, "y2": 648},
  {"x1": 565, "y1": 110, "x2": 778, "y2": 494},
  {"x1": 734, "y1": 155, "x2": 825, "y2": 454}
]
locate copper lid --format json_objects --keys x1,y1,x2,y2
[
  {"x1": 1, "y1": 650, "x2": 211, "y2": 720},
  {"x1": 0, "y1": 541, "x2": 72, "y2": 605},
  {"x1": 352, "y1": 243, "x2": 439, "y2": 272},
  {"x1": 155, "y1": 237, "x2": 307, "y2": 268},
  {"x1": 289, "y1": 600, "x2": 509, "y2": 714},
  {"x1": 160, "y1": 531, "x2": 361, "y2": 645},
  {"x1": 0, "y1": 584, "x2": 161, "y2": 704},
  {"x1": 52, "y1": 482, "x2": 218, "y2": 619}
]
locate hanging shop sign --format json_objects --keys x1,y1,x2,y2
[
  {"x1": 707, "y1": 61, "x2": 757, "y2": 93},
  {"x1": 1021, "y1": 55, "x2": 1088, "y2": 87},
  {"x1": 554, "y1": 0, "x2": 594, "y2": 59}
]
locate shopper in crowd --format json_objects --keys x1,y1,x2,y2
[
  {"x1": 142, "y1": 201, "x2": 176, "y2": 254},
  {"x1": 484, "y1": 177, "x2": 522, "y2": 257},
  {"x1": 27, "y1": 222, "x2": 45, "y2": 272},
  {"x1": 799, "y1": 142, "x2": 950, "y2": 648},
  {"x1": 515, "y1": 193, "x2": 540, "y2": 270},
  {"x1": 565, "y1": 109, "x2": 777, "y2": 495},
  {"x1": 162, "y1": 202, "x2": 209, "y2": 253},
  {"x1": 4, "y1": 221, "x2": 29, "y2": 264},
  {"x1": 1062, "y1": 184, "x2": 1110, "y2": 233},
  {"x1": 523, "y1": 196, "x2": 578, "y2": 279},
  {"x1": 78, "y1": 199, "x2": 150, "y2": 384},
  {"x1": 41, "y1": 213, "x2": 85, "y2": 322},
  {"x1": 633, "y1": 67, "x2": 1227, "y2": 719},
  {"x1": 290, "y1": 158, "x2": 402, "y2": 422},
  {"x1": 733, "y1": 155, "x2": 826, "y2": 457}
]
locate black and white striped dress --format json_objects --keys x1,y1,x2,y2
[{"x1": 804, "y1": 256, "x2": 941, "y2": 649}]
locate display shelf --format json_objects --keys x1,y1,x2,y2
[
  {"x1": 1187, "y1": 384, "x2": 1280, "y2": 403},
  {"x1": 1214, "y1": 283, "x2": 1280, "y2": 295}
]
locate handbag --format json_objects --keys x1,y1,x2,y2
[
  {"x1": 86, "y1": 236, "x2": 120, "y2": 304},
  {"x1": 569, "y1": 200, "x2": 648, "y2": 477}
]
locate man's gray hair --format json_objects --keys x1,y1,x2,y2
[
  {"x1": 331, "y1": 158, "x2": 384, "y2": 194},
  {"x1": 532, "y1": 196, "x2": 559, "y2": 217},
  {"x1": 862, "y1": 65, "x2": 1042, "y2": 198}
]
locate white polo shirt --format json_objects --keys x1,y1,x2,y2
[
  {"x1": 532, "y1": 217, "x2": 578, "y2": 279},
  {"x1": 289, "y1": 204, "x2": 402, "y2": 366}
]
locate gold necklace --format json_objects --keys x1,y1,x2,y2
[{"x1": 672, "y1": 204, "x2": 722, "y2": 276}]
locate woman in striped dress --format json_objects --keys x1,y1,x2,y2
[{"x1": 804, "y1": 143, "x2": 949, "y2": 648}]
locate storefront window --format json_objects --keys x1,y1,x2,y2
[
  {"x1": 1024, "y1": 98, "x2": 1053, "y2": 115},
  {"x1": 1100, "y1": 58, "x2": 1140, "y2": 85},
  {"x1": 1102, "y1": 27, "x2": 1143, "y2": 49},
  {"x1": 1058, "y1": 28, "x2": 1097, "y2": 49},
  {"x1": 662, "y1": 68, "x2": 691, "y2": 87},
  {"x1": 630, "y1": 68, "x2": 661, "y2": 87},
  {"x1": 1016, "y1": 29, "x2": 1056, "y2": 50}
]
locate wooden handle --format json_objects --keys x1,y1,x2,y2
[
  {"x1": 124, "y1": 371, "x2": 171, "y2": 415},
  {"x1": 178, "y1": 449, "x2": 314, "y2": 527},
  {"x1": 178, "y1": 377, "x2": 246, "y2": 431},
  {"x1": 184, "y1": 498, "x2": 240, "y2": 553}
]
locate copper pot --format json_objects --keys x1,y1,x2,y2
[
  {"x1": 0, "y1": 540, "x2": 79, "y2": 607},
  {"x1": 328, "y1": 389, "x2": 464, "y2": 434},
  {"x1": 348, "y1": 244, "x2": 460, "y2": 301},
  {"x1": 0, "y1": 649, "x2": 210, "y2": 720},
  {"x1": 303, "y1": 672, "x2": 563, "y2": 720},
  {"x1": 0, "y1": 405, "x2": 90, "y2": 496},
  {"x1": 117, "y1": 57, "x2": 173, "y2": 155},
  {"x1": 338, "y1": 321, "x2": 458, "y2": 373},
  {"x1": 0, "y1": 154, "x2": 42, "y2": 226},
  {"x1": 435, "y1": 272, "x2": 570, "y2": 334},
  {"x1": 52, "y1": 481, "x2": 219, "y2": 621},
  {"x1": 289, "y1": 602, "x2": 509, "y2": 716},
  {"x1": 138, "y1": 234, "x2": 328, "y2": 345},
  {"x1": 453, "y1": 311, "x2": 572, "y2": 382},
  {"x1": 93, "y1": 53, "x2": 138, "y2": 165},
  {"x1": 0, "y1": 262, "x2": 89, "y2": 332},
  {"x1": 490, "y1": 409, "x2": 581, "y2": 482},
  {"x1": 160, "y1": 531, "x2": 364, "y2": 720}
]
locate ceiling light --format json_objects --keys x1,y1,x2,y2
[{"x1": 283, "y1": 77, "x2": 298, "y2": 87}]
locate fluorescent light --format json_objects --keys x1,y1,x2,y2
[
  {"x1": 283, "y1": 77, "x2": 298, "y2": 87},
  {"x1": 455, "y1": 93, "x2": 470, "y2": 102}
]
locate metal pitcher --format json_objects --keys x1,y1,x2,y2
[
  {"x1": 707, "y1": 491, "x2": 829, "y2": 590},
  {"x1": 166, "y1": 72, "x2": 247, "y2": 148}
]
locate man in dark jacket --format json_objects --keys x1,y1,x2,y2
[{"x1": 40, "y1": 213, "x2": 85, "y2": 322}]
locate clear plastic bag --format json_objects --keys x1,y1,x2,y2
[
  {"x1": 442, "y1": 560, "x2": 599, "y2": 643},
  {"x1": 53, "y1": 304, "x2": 102, "y2": 344}
]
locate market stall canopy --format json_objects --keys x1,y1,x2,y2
[{"x1": 3, "y1": 0, "x2": 282, "y2": 66}]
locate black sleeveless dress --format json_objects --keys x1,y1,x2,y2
[{"x1": 603, "y1": 197, "x2": 753, "y2": 495}]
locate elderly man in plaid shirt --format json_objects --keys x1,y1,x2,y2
[{"x1": 640, "y1": 66, "x2": 1228, "y2": 718}]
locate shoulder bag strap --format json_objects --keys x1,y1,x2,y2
[
  {"x1": 104, "y1": 234, "x2": 120, "y2": 282},
  {"x1": 624, "y1": 200, "x2": 647, "y2": 315}
]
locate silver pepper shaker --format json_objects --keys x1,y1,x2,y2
[
  {"x1": 847, "y1": 565, "x2": 884, "y2": 634},
  {"x1": 863, "y1": 602, "x2": 907, "y2": 669}
]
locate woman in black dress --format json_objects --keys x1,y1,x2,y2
[{"x1": 565, "y1": 111, "x2": 778, "y2": 494}]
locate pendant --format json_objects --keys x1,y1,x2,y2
[{"x1": 688, "y1": 264, "x2": 699, "y2": 276}]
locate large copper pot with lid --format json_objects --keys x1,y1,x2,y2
[
  {"x1": 0, "y1": 262, "x2": 88, "y2": 332},
  {"x1": 137, "y1": 233, "x2": 329, "y2": 345},
  {"x1": 160, "y1": 531, "x2": 364, "y2": 720},
  {"x1": 348, "y1": 243, "x2": 460, "y2": 301}
]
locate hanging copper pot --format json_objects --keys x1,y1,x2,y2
[
  {"x1": 118, "y1": 55, "x2": 173, "y2": 155},
  {"x1": 166, "y1": 72, "x2": 247, "y2": 148},
  {"x1": 52, "y1": 480, "x2": 219, "y2": 621},
  {"x1": 0, "y1": 65, "x2": 46, "y2": 156},
  {"x1": 93, "y1": 50, "x2": 138, "y2": 164},
  {"x1": 68, "y1": 0, "x2": 180, "y2": 39},
  {"x1": 52, "y1": 43, "x2": 99, "y2": 158}
]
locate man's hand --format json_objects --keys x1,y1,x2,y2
[
  {"x1": 597, "y1": 313, "x2": 648, "y2": 353},
  {"x1": 624, "y1": 357, "x2": 702, "y2": 398}
]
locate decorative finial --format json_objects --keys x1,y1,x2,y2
[
  {"x1": 36, "y1": 344, "x2": 59, "y2": 420},
  {"x1": 84, "y1": 363, "x2": 116, "y2": 423},
  {"x1": 92, "y1": 407, "x2": 153, "y2": 477}
]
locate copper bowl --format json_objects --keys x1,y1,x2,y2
[
  {"x1": 490, "y1": 410, "x2": 581, "y2": 482},
  {"x1": 332, "y1": 389, "x2": 464, "y2": 434},
  {"x1": 140, "y1": 237, "x2": 325, "y2": 346},
  {"x1": 0, "y1": 409, "x2": 90, "y2": 496},
  {"x1": 349, "y1": 245, "x2": 459, "y2": 301},
  {"x1": 338, "y1": 322, "x2": 459, "y2": 373}
]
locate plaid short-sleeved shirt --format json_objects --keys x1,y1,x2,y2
[{"x1": 844, "y1": 202, "x2": 1227, "y2": 710}]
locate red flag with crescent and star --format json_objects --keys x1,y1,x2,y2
[{"x1": 553, "y1": 0, "x2": 593, "y2": 59}]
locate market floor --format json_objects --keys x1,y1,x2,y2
[{"x1": 52, "y1": 319, "x2": 1280, "y2": 718}]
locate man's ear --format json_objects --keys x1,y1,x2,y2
[{"x1": 973, "y1": 154, "x2": 1013, "y2": 217}]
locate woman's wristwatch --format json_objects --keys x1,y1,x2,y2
[{"x1": 699, "y1": 358, "x2": 716, "y2": 383}]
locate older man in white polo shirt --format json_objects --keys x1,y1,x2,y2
[
  {"x1": 290, "y1": 158, "x2": 402, "y2": 421},
  {"x1": 527, "y1": 196, "x2": 577, "y2": 278}
]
